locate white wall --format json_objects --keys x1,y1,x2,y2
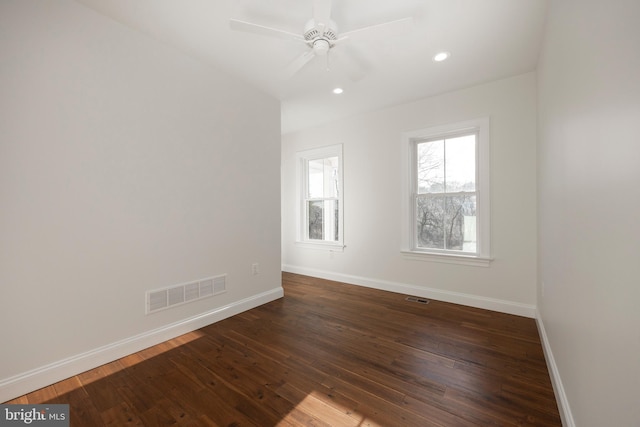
[
  {"x1": 0, "y1": 0, "x2": 281, "y2": 401},
  {"x1": 282, "y1": 73, "x2": 538, "y2": 316},
  {"x1": 537, "y1": 0, "x2": 640, "y2": 425}
]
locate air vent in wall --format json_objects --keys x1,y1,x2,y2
[
  {"x1": 199, "y1": 279, "x2": 214, "y2": 297},
  {"x1": 148, "y1": 290, "x2": 168, "y2": 312},
  {"x1": 185, "y1": 282, "x2": 200, "y2": 301},
  {"x1": 213, "y1": 275, "x2": 226, "y2": 295},
  {"x1": 146, "y1": 274, "x2": 227, "y2": 314}
]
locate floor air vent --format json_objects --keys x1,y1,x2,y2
[
  {"x1": 406, "y1": 296, "x2": 430, "y2": 304},
  {"x1": 146, "y1": 274, "x2": 227, "y2": 314}
]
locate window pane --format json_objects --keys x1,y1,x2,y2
[
  {"x1": 417, "y1": 140, "x2": 444, "y2": 193},
  {"x1": 416, "y1": 195, "x2": 444, "y2": 249},
  {"x1": 323, "y1": 156, "x2": 339, "y2": 198},
  {"x1": 444, "y1": 194, "x2": 477, "y2": 251},
  {"x1": 308, "y1": 159, "x2": 325, "y2": 198},
  {"x1": 308, "y1": 200, "x2": 323, "y2": 240},
  {"x1": 334, "y1": 200, "x2": 341, "y2": 241},
  {"x1": 416, "y1": 194, "x2": 477, "y2": 252},
  {"x1": 308, "y1": 200, "x2": 339, "y2": 242},
  {"x1": 308, "y1": 156, "x2": 339, "y2": 198},
  {"x1": 445, "y1": 134, "x2": 476, "y2": 192}
]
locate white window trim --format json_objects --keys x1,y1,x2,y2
[
  {"x1": 295, "y1": 144, "x2": 345, "y2": 251},
  {"x1": 401, "y1": 118, "x2": 492, "y2": 267}
]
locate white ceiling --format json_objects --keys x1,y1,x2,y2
[{"x1": 74, "y1": 0, "x2": 549, "y2": 134}]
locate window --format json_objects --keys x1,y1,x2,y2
[
  {"x1": 296, "y1": 144, "x2": 344, "y2": 250},
  {"x1": 402, "y1": 118, "x2": 490, "y2": 266}
]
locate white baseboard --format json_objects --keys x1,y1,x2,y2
[
  {"x1": 282, "y1": 265, "x2": 536, "y2": 318},
  {"x1": 535, "y1": 310, "x2": 575, "y2": 427},
  {"x1": 0, "y1": 287, "x2": 283, "y2": 403}
]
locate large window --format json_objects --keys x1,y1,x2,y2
[
  {"x1": 415, "y1": 133, "x2": 477, "y2": 252},
  {"x1": 296, "y1": 144, "x2": 344, "y2": 249},
  {"x1": 402, "y1": 119, "x2": 490, "y2": 265}
]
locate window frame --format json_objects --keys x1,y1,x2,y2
[
  {"x1": 401, "y1": 118, "x2": 491, "y2": 266},
  {"x1": 295, "y1": 144, "x2": 344, "y2": 251}
]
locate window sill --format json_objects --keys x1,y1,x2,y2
[
  {"x1": 401, "y1": 250, "x2": 492, "y2": 267},
  {"x1": 296, "y1": 241, "x2": 345, "y2": 252}
]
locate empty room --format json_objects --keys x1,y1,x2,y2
[{"x1": 1, "y1": 0, "x2": 638, "y2": 426}]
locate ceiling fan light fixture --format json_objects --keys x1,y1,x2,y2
[
  {"x1": 313, "y1": 39, "x2": 330, "y2": 55},
  {"x1": 433, "y1": 51, "x2": 450, "y2": 62},
  {"x1": 332, "y1": 87, "x2": 344, "y2": 94}
]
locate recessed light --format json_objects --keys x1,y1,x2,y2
[
  {"x1": 433, "y1": 52, "x2": 450, "y2": 62},
  {"x1": 332, "y1": 87, "x2": 344, "y2": 95}
]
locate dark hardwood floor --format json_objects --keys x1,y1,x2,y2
[{"x1": 6, "y1": 273, "x2": 561, "y2": 426}]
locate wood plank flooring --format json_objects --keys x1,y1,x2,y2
[{"x1": 6, "y1": 273, "x2": 561, "y2": 426}]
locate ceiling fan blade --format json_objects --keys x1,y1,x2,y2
[
  {"x1": 341, "y1": 17, "x2": 413, "y2": 42},
  {"x1": 230, "y1": 19, "x2": 305, "y2": 42},
  {"x1": 313, "y1": 0, "x2": 332, "y2": 34},
  {"x1": 284, "y1": 50, "x2": 316, "y2": 79}
]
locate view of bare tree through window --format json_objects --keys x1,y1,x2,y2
[
  {"x1": 308, "y1": 200, "x2": 323, "y2": 239},
  {"x1": 416, "y1": 134, "x2": 477, "y2": 252}
]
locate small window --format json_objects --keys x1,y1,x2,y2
[
  {"x1": 402, "y1": 119, "x2": 490, "y2": 265},
  {"x1": 296, "y1": 145, "x2": 344, "y2": 250}
]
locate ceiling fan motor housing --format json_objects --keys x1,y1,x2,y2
[{"x1": 304, "y1": 18, "x2": 338, "y2": 43}]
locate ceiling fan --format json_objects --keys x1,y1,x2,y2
[{"x1": 230, "y1": 0, "x2": 413, "y2": 79}]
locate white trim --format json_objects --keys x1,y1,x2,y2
[
  {"x1": 401, "y1": 250, "x2": 492, "y2": 267},
  {"x1": 282, "y1": 264, "x2": 535, "y2": 318},
  {"x1": 295, "y1": 241, "x2": 345, "y2": 252},
  {"x1": 536, "y1": 310, "x2": 576, "y2": 427},
  {"x1": 0, "y1": 287, "x2": 284, "y2": 403}
]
